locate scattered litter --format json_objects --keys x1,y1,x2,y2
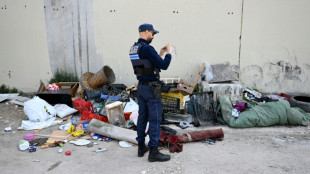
[
  {"x1": 93, "y1": 142, "x2": 98, "y2": 145},
  {"x1": 24, "y1": 133, "x2": 35, "y2": 141},
  {"x1": 69, "y1": 139, "x2": 91, "y2": 146},
  {"x1": 4, "y1": 127, "x2": 12, "y2": 132},
  {"x1": 29, "y1": 146, "x2": 36, "y2": 152},
  {"x1": 54, "y1": 104, "x2": 77, "y2": 118},
  {"x1": 86, "y1": 143, "x2": 94, "y2": 147},
  {"x1": 58, "y1": 149, "x2": 63, "y2": 153},
  {"x1": 231, "y1": 108, "x2": 239, "y2": 117},
  {"x1": 19, "y1": 140, "x2": 30, "y2": 151},
  {"x1": 20, "y1": 118, "x2": 62, "y2": 130},
  {"x1": 46, "y1": 83, "x2": 60, "y2": 91},
  {"x1": 65, "y1": 151, "x2": 71, "y2": 155},
  {"x1": 91, "y1": 133, "x2": 112, "y2": 142},
  {"x1": 95, "y1": 148, "x2": 108, "y2": 152},
  {"x1": 140, "y1": 171, "x2": 146, "y2": 174},
  {"x1": 59, "y1": 122, "x2": 71, "y2": 131},
  {"x1": 24, "y1": 96, "x2": 56, "y2": 122},
  {"x1": 205, "y1": 138, "x2": 216, "y2": 145},
  {"x1": 41, "y1": 144, "x2": 49, "y2": 149},
  {"x1": 179, "y1": 121, "x2": 193, "y2": 129},
  {"x1": 29, "y1": 138, "x2": 48, "y2": 146},
  {"x1": 123, "y1": 98, "x2": 139, "y2": 112},
  {"x1": 32, "y1": 160, "x2": 40, "y2": 162},
  {"x1": 119, "y1": 141, "x2": 132, "y2": 148},
  {"x1": 0, "y1": 93, "x2": 19, "y2": 103}
]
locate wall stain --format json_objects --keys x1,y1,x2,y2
[{"x1": 241, "y1": 60, "x2": 308, "y2": 93}]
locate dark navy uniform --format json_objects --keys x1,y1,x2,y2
[{"x1": 129, "y1": 38, "x2": 171, "y2": 148}]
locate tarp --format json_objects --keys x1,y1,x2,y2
[{"x1": 218, "y1": 95, "x2": 310, "y2": 128}]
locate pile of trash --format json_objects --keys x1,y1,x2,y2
[
  {"x1": 2, "y1": 63, "x2": 310, "y2": 155},
  {"x1": 1, "y1": 64, "x2": 224, "y2": 155}
]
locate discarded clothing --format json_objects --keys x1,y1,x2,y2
[
  {"x1": 218, "y1": 95, "x2": 310, "y2": 128},
  {"x1": 234, "y1": 102, "x2": 248, "y2": 112}
]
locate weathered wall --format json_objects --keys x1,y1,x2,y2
[
  {"x1": 93, "y1": 0, "x2": 242, "y2": 84},
  {"x1": 0, "y1": 0, "x2": 52, "y2": 92},
  {"x1": 240, "y1": 0, "x2": 310, "y2": 94},
  {"x1": 0, "y1": 0, "x2": 309, "y2": 94}
]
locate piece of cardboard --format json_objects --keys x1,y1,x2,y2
[
  {"x1": 170, "y1": 63, "x2": 206, "y2": 95},
  {"x1": 46, "y1": 130, "x2": 91, "y2": 144}
]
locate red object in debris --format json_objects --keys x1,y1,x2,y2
[
  {"x1": 176, "y1": 129, "x2": 224, "y2": 143},
  {"x1": 279, "y1": 93, "x2": 291, "y2": 101},
  {"x1": 124, "y1": 112, "x2": 131, "y2": 120},
  {"x1": 65, "y1": 151, "x2": 71, "y2": 155},
  {"x1": 160, "y1": 128, "x2": 224, "y2": 153},
  {"x1": 81, "y1": 112, "x2": 108, "y2": 123},
  {"x1": 73, "y1": 98, "x2": 94, "y2": 114}
]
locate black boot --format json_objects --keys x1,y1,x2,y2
[
  {"x1": 148, "y1": 147, "x2": 171, "y2": 162},
  {"x1": 138, "y1": 143, "x2": 149, "y2": 157}
]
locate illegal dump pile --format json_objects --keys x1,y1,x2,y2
[{"x1": 1, "y1": 63, "x2": 310, "y2": 155}]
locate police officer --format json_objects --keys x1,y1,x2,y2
[{"x1": 129, "y1": 23, "x2": 173, "y2": 162}]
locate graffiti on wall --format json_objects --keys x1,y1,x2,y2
[{"x1": 240, "y1": 60, "x2": 309, "y2": 94}]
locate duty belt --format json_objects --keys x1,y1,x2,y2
[{"x1": 139, "y1": 81, "x2": 161, "y2": 87}]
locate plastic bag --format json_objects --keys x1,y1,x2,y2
[
  {"x1": 54, "y1": 104, "x2": 78, "y2": 118},
  {"x1": 24, "y1": 96, "x2": 56, "y2": 122},
  {"x1": 201, "y1": 62, "x2": 213, "y2": 82}
]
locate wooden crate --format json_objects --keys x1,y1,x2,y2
[{"x1": 105, "y1": 101, "x2": 125, "y2": 126}]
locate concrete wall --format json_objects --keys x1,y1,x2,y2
[
  {"x1": 0, "y1": 0, "x2": 309, "y2": 95},
  {"x1": 0, "y1": 0, "x2": 52, "y2": 92},
  {"x1": 44, "y1": 0, "x2": 103, "y2": 77},
  {"x1": 240, "y1": 0, "x2": 310, "y2": 94},
  {"x1": 93, "y1": 0, "x2": 242, "y2": 84}
]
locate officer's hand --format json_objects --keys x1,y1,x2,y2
[
  {"x1": 159, "y1": 46, "x2": 168, "y2": 57},
  {"x1": 166, "y1": 43, "x2": 173, "y2": 54}
]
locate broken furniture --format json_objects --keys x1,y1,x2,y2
[{"x1": 36, "y1": 82, "x2": 79, "y2": 107}]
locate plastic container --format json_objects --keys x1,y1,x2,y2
[
  {"x1": 19, "y1": 140, "x2": 30, "y2": 151},
  {"x1": 24, "y1": 133, "x2": 35, "y2": 141},
  {"x1": 81, "y1": 112, "x2": 108, "y2": 123},
  {"x1": 162, "y1": 92, "x2": 184, "y2": 107},
  {"x1": 190, "y1": 91, "x2": 216, "y2": 126},
  {"x1": 162, "y1": 95, "x2": 180, "y2": 113},
  {"x1": 73, "y1": 98, "x2": 94, "y2": 114}
]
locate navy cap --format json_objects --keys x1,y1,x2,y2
[{"x1": 138, "y1": 23, "x2": 159, "y2": 34}]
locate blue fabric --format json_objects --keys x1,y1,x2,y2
[
  {"x1": 136, "y1": 39, "x2": 171, "y2": 82},
  {"x1": 136, "y1": 84, "x2": 162, "y2": 148}
]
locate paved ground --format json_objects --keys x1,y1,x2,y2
[{"x1": 1, "y1": 102, "x2": 310, "y2": 174}]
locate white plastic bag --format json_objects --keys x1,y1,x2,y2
[
  {"x1": 54, "y1": 104, "x2": 77, "y2": 118},
  {"x1": 123, "y1": 98, "x2": 139, "y2": 113},
  {"x1": 23, "y1": 96, "x2": 56, "y2": 122},
  {"x1": 130, "y1": 109, "x2": 149, "y2": 133},
  {"x1": 202, "y1": 62, "x2": 213, "y2": 82}
]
